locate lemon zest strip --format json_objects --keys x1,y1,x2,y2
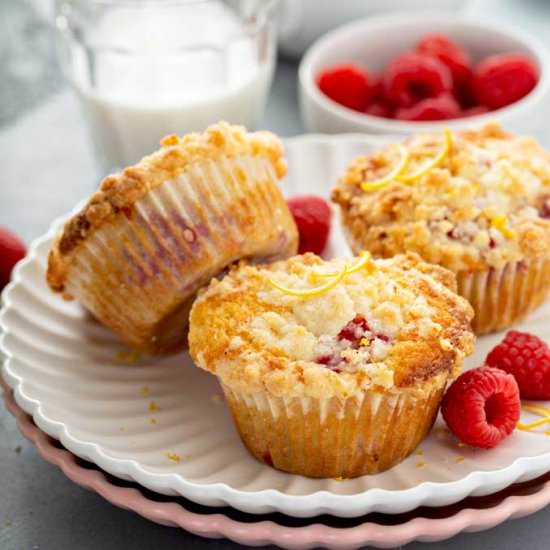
[
  {"x1": 517, "y1": 417, "x2": 550, "y2": 431},
  {"x1": 267, "y1": 264, "x2": 348, "y2": 298},
  {"x1": 398, "y1": 127, "x2": 453, "y2": 183},
  {"x1": 315, "y1": 251, "x2": 372, "y2": 278},
  {"x1": 361, "y1": 145, "x2": 410, "y2": 192},
  {"x1": 522, "y1": 403, "x2": 550, "y2": 417}
]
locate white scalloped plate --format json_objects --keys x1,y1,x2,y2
[{"x1": 2, "y1": 134, "x2": 550, "y2": 519}]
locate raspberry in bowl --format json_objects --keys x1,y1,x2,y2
[
  {"x1": 300, "y1": 14, "x2": 550, "y2": 137},
  {"x1": 189, "y1": 252, "x2": 474, "y2": 478}
]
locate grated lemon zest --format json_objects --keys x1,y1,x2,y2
[
  {"x1": 490, "y1": 215, "x2": 516, "y2": 239},
  {"x1": 398, "y1": 128, "x2": 453, "y2": 183},
  {"x1": 268, "y1": 264, "x2": 348, "y2": 298},
  {"x1": 361, "y1": 145, "x2": 410, "y2": 191}
]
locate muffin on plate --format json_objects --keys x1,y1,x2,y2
[
  {"x1": 332, "y1": 123, "x2": 550, "y2": 334},
  {"x1": 46, "y1": 122, "x2": 298, "y2": 354},
  {"x1": 189, "y1": 252, "x2": 474, "y2": 478}
]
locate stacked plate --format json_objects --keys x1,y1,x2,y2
[{"x1": 2, "y1": 135, "x2": 550, "y2": 549}]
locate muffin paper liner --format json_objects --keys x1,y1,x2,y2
[
  {"x1": 63, "y1": 155, "x2": 297, "y2": 353},
  {"x1": 221, "y1": 379, "x2": 447, "y2": 479},
  {"x1": 456, "y1": 257, "x2": 550, "y2": 335}
]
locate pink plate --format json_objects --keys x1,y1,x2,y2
[{"x1": 3, "y1": 379, "x2": 550, "y2": 550}]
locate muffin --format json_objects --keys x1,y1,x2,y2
[
  {"x1": 189, "y1": 252, "x2": 474, "y2": 478},
  {"x1": 46, "y1": 122, "x2": 298, "y2": 354},
  {"x1": 332, "y1": 123, "x2": 550, "y2": 334}
]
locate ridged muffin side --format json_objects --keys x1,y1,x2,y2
[{"x1": 46, "y1": 122, "x2": 298, "y2": 354}]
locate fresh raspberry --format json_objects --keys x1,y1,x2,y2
[
  {"x1": 461, "y1": 105, "x2": 490, "y2": 117},
  {"x1": 395, "y1": 93, "x2": 460, "y2": 121},
  {"x1": 368, "y1": 74, "x2": 385, "y2": 101},
  {"x1": 287, "y1": 196, "x2": 331, "y2": 255},
  {"x1": 441, "y1": 366, "x2": 520, "y2": 449},
  {"x1": 417, "y1": 34, "x2": 472, "y2": 89},
  {"x1": 472, "y1": 54, "x2": 538, "y2": 109},
  {"x1": 317, "y1": 64, "x2": 370, "y2": 111},
  {"x1": 383, "y1": 52, "x2": 452, "y2": 108},
  {"x1": 0, "y1": 226, "x2": 26, "y2": 289},
  {"x1": 486, "y1": 331, "x2": 550, "y2": 400},
  {"x1": 364, "y1": 101, "x2": 393, "y2": 118}
]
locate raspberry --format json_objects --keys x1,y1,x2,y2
[
  {"x1": 364, "y1": 101, "x2": 393, "y2": 118},
  {"x1": 0, "y1": 226, "x2": 26, "y2": 289},
  {"x1": 317, "y1": 64, "x2": 370, "y2": 111},
  {"x1": 472, "y1": 54, "x2": 538, "y2": 109},
  {"x1": 441, "y1": 366, "x2": 520, "y2": 449},
  {"x1": 383, "y1": 52, "x2": 452, "y2": 108},
  {"x1": 395, "y1": 93, "x2": 460, "y2": 121},
  {"x1": 486, "y1": 331, "x2": 550, "y2": 400},
  {"x1": 287, "y1": 196, "x2": 331, "y2": 255},
  {"x1": 417, "y1": 34, "x2": 472, "y2": 89},
  {"x1": 368, "y1": 74, "x2": 385, "y2": 101}
]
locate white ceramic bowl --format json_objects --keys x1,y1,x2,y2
[
  {"x1": 277, "y1": 0, "x2": 467, "y2": 58},
  {"x1": 299, "y1": 14, "x2": 550, "y2": 139}
]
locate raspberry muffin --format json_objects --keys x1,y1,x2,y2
[
  {"x1": 47, "y1": 123, "x2": 298, "y2": 354},
  {"x1": 189, "y1": 252, "x2": 474, "y2": 478},
  {"x1": 332, "y1": 123, "x2": 550, "y2": 334}
]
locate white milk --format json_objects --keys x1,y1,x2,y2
[{"x1": 69, "y1": 2, "x2": 274, "y2": 169}]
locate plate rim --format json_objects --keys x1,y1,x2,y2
[
  {"x1": 2, "y1": 133, "x2": 550, "y2": 518},
  {"x1": 3, "y1": 380, "x2": 550, "y2": 549}
]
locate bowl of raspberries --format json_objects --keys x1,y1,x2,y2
[{"x1": 299, "y1": 13, "x2": 550, "y2": 136}]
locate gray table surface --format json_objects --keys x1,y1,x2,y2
[{"x1": 2, "y1": 1, "x2": 550, "y2": 549}]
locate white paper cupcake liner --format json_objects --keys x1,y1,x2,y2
[
  {"x1": 64, "y1": 155, "x2": 298, "y2": 353},
  {"x1": 221, "y1": 378, "x2": 447, "y2": 479},
  {"x1": 456, "y1": 257, "x2": 550, "y2": 335}
]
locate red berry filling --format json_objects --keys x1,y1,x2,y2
[
  {"x1": 441, "y1": 366, "x2": 520, "y2": 449},
  {"x1": 486, "y1": 331, "x2": 550, "y2": 400},
  {"x1": 314, "y1": 315, "x2": 390, "y2": 371},
  {"x1": 338, "y1": 315, "x2": 370, "y2": 343},
  {"x1": 287, "y1": 196, "x2": 331, "y2": 255}
]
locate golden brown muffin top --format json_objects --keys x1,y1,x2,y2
[
  {"x1": 332, "y1": 123, "x2": 550, "y2": 271},
  {"x1": 47, "y1": 122, "x2": 287, "y2": 293},
  {"x1": 189, "y1": 253, "x2": 474, "y2": 399}
]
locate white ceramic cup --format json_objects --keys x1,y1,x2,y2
[{"x1": 299, "y1": 13, "x2": 550, "y2": 141}]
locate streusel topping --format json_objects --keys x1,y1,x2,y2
[
  {"x1": 189, "y1": 253, "x2": 474, "y2": 399},
  {"x1": 332, "y1": 123, "x2": 550, "y2": 271}
]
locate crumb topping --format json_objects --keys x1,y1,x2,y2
[
  {"x1": 332, "y1": 123, "x2": 550, "y2": 270},
  {"x1": 189, "y1": 253, "x2": 474, "y2": 399}
]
